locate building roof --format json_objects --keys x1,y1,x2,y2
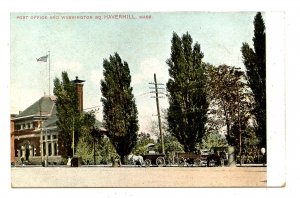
[
  {"x1": 16, "y1": 96, "x2": 56, "y2": 119},
  {"x1": 41, "y1": 105, "x2": 58, "y2": 128},
  {"x1": 15, "y1": 94, "x2": 106, "y2": 132},
  {"x1": 42, "y1": 108, "x2": 106, "y2": 131}
]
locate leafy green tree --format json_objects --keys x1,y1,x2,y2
[
  {"x1": 77, "y1": 112, "x2": 103, "y2": 165},
  {"x1": 201, "y1": 131, "x2": 228, "y2": 150},
  {"x1": 76, "y1": 136, "x2": 93, "y2": 164},
  {"x1": 241, "y1": 12, "x2": 266, "y2": 148},
  {"x1": 148, "y1": 110, "x2": 184, "y2": 154},
  {"x1": 100, "y1": 53, "x2": 139, "y2": 164},
  {"x1": 166, "y1": 32, "x2": 208, "y2": 152},
  {"x1": 97, "y1": 137, "x2": 119, "y2": 164},
  {"x1": 77, "y1": 135, "x2": 118, "y2": 165},
  {"x1": 53, "y1": 72, "x2": 81, "y2": 157},
  {"x1": 206, "y1": 65, "x2": 254, "y2": 147},
  {"x1": 132, "y1": 132, "x2": 155, "y2": 155},
  {"x1": 156, "y1": 134, "x2": 184, "y2": 154}
]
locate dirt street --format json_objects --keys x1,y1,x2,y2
[{"x1": 11, "y1": 166, "x2": 266, "y2": 187}]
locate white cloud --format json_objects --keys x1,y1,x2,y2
[
  {"x1": 10, "y1": 86, "x2": 43, "y2": 114},
  {"x1": 132, "y1": 57, "x2": 169, "y2": 86},
  {"x1": 89, "y1": 69, "x2": 102, "y2": 87},
  {"x1": 51, "y1": 61, "x2": 84, "y2": 79},
  {"x1": 131, "y1": 57, "x2": 170, "y2": 132}
]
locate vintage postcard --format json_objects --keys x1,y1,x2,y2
[{"x1": 9, "y1": 10, "x2": 285, "y2": 189}]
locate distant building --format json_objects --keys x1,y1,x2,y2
[
  {"x1": 11, "y1": 76, "x2": 105, "y2": 165},
  {"x1": 10, "y1": 114, "x2": 17, "y2": 164},
  {"x1": 11, "y1": 95, "x2": 60, "y2": 164}
]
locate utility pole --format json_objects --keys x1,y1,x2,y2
[{"x1": 149, "y1": 73, "x2": 165, "y2": 154}]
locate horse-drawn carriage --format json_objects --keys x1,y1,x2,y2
[
  {"x1": 176, "y1": 150, "x2": 209, "y2": 167},
  {"x1": 140, "y1": 149, "x2": 216, "y2": 167},
  {"x1": 142, "y1": 153, "x2": 166, "y2": 167},
  {"x1": 174, "y1": 149, "x2": 228, "y2": 167},
  {"x1": 128, "y1": 143, "x2": 167, "y2": 166},
  {"x1": 128, "y1": 144, "x2": 228, "y2": 167},
  {"x1": 142, "y1": 143, "x2": 166, "y2": 166}
]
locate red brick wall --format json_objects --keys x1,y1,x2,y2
[
  {"x1": 14, "y1": 136, "x2": 41, "y2": 157},
  {"x1": 75, "y1": 84, "x2": 84, "y2": 112}
]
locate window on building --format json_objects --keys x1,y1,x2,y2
[
  {"x1": 42, "y1": 136, "x2": 45, "y2": 140},
  {"x1": 27, "y1": 123, "x2": 31, "y2": 129},
  {"x1": 23, "y1": 124, "x2": 26, "y2": 129},
  {"x1": 15, "y1": 149, "x2": 18, "y2": 157},
  {"x1": 54, "y1": 143, "x2": 57, "y2": 156},
  {"x1": 43, "y1": 142, "x2": 46, "y2": 156},
  {"x1": 32, "y1": 145, "x2": 35, "y2": 156},
  {"x1": 16, "y1": 125, "x2": 20, "y2": 130},
  {"x1": 53, "y1": 135, "x2": 57, "y2": 140},
  {"x1": 48, "y1": 143, "x2": 52, "y2": 156},
  {"x1": 47, "y1": 135, "x2": 51, "y2": 140}
]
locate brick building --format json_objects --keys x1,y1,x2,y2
[
  {"x1": 11, "y1": 76, "x2": 103, "y2": 165},
  {"x1": 11, "y1": 95, "x2": 61, "y2": 165}
]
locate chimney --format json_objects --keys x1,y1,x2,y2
[{"x1": 72, "y1": 76, "x2": 85, "y2": 113}]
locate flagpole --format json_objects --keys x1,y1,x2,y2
[{"x1": 48, "y1": 51, "x2": 50, "y2": 96}]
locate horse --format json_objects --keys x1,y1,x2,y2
[{"x1": 128, "y1": 154, "x2": 144, "y2": 166}]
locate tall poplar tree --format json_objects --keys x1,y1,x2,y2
[
  {"x1": 241, "y1": 12, "x2": 266, "y2": 148},
  {"x1": 166, "y1": 32, "x2": 208, "y2": 152},
  {"x1": 100, "y1": 53, "x2": 139, "y2": 164},
  {"x1": 53, "y1": 72, "x2": 81, "y2": 157}
]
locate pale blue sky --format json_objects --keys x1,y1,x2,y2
[{"x1": 10, "y1": 12, "x2": 260, "y2": 132}]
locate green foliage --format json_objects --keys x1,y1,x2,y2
[
  {"x1": 53, "y1": 72, "x2": 80, "y2": 157},
  {"x1": 166, "y1": 32, "x2": 208, "y2": 152},
  {"x1": 132, "y1": 132, "x2": 155, "y2": 155},
  {"x1": 76, "y1": 136, "x2": 93, "y2": 164},
  {"x1": 156, "y1": 134, "x2": 184, "y2": 154},
  {"x1": 241, "y1": 12, "x2": 266, "y2": 148},
  {"x1": 237, "y1": 145, "x2": 264, "y2": 164},
  {"x1": 80, "y1": 112, "x2": 96, "y2": 143},
  {"x1": 100, "y1": 53, "x2": 139, "y2": 164},
  {"x1": 206, "y1": 65, "x2": 254, "y2": 147},
  {"x1": 77, "y1": 112, "x2": 104, "y2": 164},
  {"x1": 97, "y1": 137, "x2": 119, "y2": 164},
  {"x1": 148, "y1": 111, "x2": 184, "y2": 154},
  {"x1": 77, "y1": 136, "x2": 118, "y2": 165},
  {"x1": 201, "y1": 131, "x2": 228, "y2": 150}
]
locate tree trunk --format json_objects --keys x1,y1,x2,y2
[{"x1": 120, "y1": 155, "x2": 125, "y2": 165}]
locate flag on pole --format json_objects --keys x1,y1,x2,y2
[{"x1": 36, "y1": 55, "x2": 48, "y2": 62}]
